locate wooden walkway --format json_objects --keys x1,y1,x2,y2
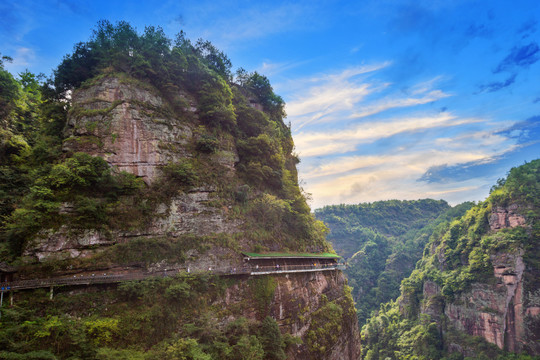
[{"x1": 0, "y1": 263, "x2": 345, "y2": 293}]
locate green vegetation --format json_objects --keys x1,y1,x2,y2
[
  {"x1": 315, "y1": 199, "x2": 474, "y2": 325},
  {"x1": 0, "y1": 274, "x2": 293, "y2": 360},
  {"x1": 316, "y1": 199, "x2": 451, "y2": 257},
  {"x1": 0, "y1": 21, "x2": 340, "y2": 359},
  {"x1": 361, "y1": 160, "x2": 540, "y2": 359}
]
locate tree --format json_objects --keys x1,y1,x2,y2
[{"x1": 259, "y1": 317, "x2": 286, "y2": 360}]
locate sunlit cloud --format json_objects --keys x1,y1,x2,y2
[
  {"x1": 350, "y1": 89, "x2": 450, "y2": 118},
  {"x1": 350, "y1": 76, "x2": 452, "y2": 118},
  {"x1": 256, "y1": 59, "x2": 310, "y2": 76},
  {"x1": 301, "y1": 145, "x2": 507, "y2": 208},
  {"x1": 285, "y1": 63, "x2": 391, "y2": 130},
  {"x1": 301, "y1": 149, "x2": 497, "y2": 181},
  {"x1": 294, "y1": 112, "x2": 481, "y2": 157}
]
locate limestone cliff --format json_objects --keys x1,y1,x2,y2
[
  {"x1": 421, "y1": 204, "x2": 539, "y2": 355},
  {"x1": 0, "y1": 23, "x2": 360, "y2": 359}
]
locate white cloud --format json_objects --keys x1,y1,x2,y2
[
  {"x1": 302, "y1": 152, "x2": 494, "y2": 208},
  {"x1": 280, "y1": 62, "x2": 529, "y2": 208},
  {"x1": 294, "y1": 112, "x2": 481, "y2": 157},
  {"x1": 349, "y1": 89, "x2": 450, "y2": 119},
  {"x1": 256, "y1": 59, "x2": 310, "y2": 77},
  {"x1": 296, "y1": 123, "x2": 520, "y2": 208},
  {"x1": 4, "y1": 47, "x2": 36, "y2": 71},
  {"x1": 284, "y1": 66, "x2": 456, "y2": 131},
  {"x1": 285, "y1": 63, "x2": 391, "y2": 130}
]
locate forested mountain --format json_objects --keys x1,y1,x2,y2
[
  {"x1": 361, "y1": 160, "x2": 540, "y2": 359},
  {"x1": 316, "y1": 199, "x2": 474, "y2": 325},
  {"x1": 0, "y1": 21, "x2": 360, "y2": 359},
  {"x1": 316, "y1": 199, "x2": 451, "y2": 258}
]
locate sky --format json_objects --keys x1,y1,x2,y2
[{"x1": 1, "y1": 0, "x2": 539, "y2": 209}]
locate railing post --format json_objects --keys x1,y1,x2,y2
[{"x1": 49, "y1": 286, "x2": 54, "y2": 300}]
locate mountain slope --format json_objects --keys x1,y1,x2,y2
[
  {"x1": 316, "y1": 199, "x2": 474, "y2": 325},
  {"x1": 361, "y1": 160, "x2": 540, "y2": 359}
]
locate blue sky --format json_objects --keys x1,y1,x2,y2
[{"x1": 1, "y1": 0, "x2": 539, "y2": 209}]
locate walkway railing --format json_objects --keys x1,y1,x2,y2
[{"x1": 0, "y1": 263, "x2": 346, "y2": 292}]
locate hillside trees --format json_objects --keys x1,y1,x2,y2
[
  {"x1": 315, "y1": 199, "x2": 472, "y2": 325},
  {"x1": 361, "y1": 160, "x2": 540, "y2": 359}
]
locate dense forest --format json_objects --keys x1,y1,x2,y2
[
  {"x1": 361, "y1": 160, "x2": 540, "y2": 359},
  {"x1": 315, "y1": 199, "x2": 474, "y2": 325}
]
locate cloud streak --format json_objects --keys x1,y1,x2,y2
[
  {"x1": 494, "y1": 42, "x2": 540, "y2": 73},
  {"x1": 285, "y1": 63, "x2": 391, "y2": 130},
  {"x1": 294, "y1": 112, "x2": 480, "y2": 157},
  {"x1": 286, "y1": 66, "x2": 453, "y2": 131},
  {"x1": 478, "y1": 74, "x2": 517, "y2": 93},
  {"x1": 285, "y1": 62, "x2": 533, "y2": 208}
]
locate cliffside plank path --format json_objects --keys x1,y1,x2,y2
[{"x1": 0, "y1": 252, "x2": 345, "y2": 304}]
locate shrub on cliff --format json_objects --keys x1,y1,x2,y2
[{"x1": 259, "y1": 317, "x2": 286, "y2": 360}]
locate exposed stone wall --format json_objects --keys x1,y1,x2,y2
[
  {"x1": 223, "y1": 271, "x2": 361, "y2": 360},
  {"x1": 64, "y1": 77, "x2": 194, "y2": 183},
  {"x1": 488, "y1": 204, "x2": 527, "y2": 231},
  {"x1": 441, "y1": 250, "x2": 540, "y2": 354},
  {"x1": 420, "y1": 204, "x2": 539, "y2": 355},
  {"x1": 25, "y1": 75, "x2": 363, "y2": 359}
]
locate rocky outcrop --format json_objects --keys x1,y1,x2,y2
[
  {"x1": 421, "y1": 205, "x2": 540, "y2": 355},
  {"x1": 25, "y1": 186, "x2": 242, "y2": 262},
  {"x1": 421, "y1": 249, "x2": 540, "y2": 355},
  {"x1": 25, "y1": 76, "x2": 243, "y2": 262},
  {"x1": 488, "y1": 204, "x2": 527, "y2": 231},
  {"x1": 64, "y1": 77, "x2": 196, "y2": 183},
  {"x1": 223, "y1": 271, "x2": 361, "y2": 360},
  {"x1": 22, "y1": 74, "x2": 362, "y2": 359},
  {"x1": 443, "y1": 248, "x2": 540, "y2": 354}
]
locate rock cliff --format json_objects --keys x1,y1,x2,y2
[
  {"x1": 225, "y1": 271, "x2": 361, "y2": 359},
  {"x1": 412, "y1": 201, "x2": 540, "y2": 356},
  {"x1": 361, "y1": 160, "x2": 539, "y2": 359},
  {"x1": 435, "y1": 205, "x2": 538, "y2": 355},
  {"x1": 16, "y1": 71, "x2": 360, "y2": 359}
]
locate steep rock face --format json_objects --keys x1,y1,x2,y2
[
  {"x1": 223, "y1": 271, "x2": 361, "y2": 360},
  {"x1": 24, "y1": 186, "x2": 241, "y2": 262},
  {"x1": 26, "y1": 77, "x2": 242, "y2": 261},
  {"x1": 423, "y1": 204, "x2": 540, "y2": 355},
  {"x1": 64, "y1": 77, "x2": 193, "y2": 182},
  {"x1": 437, "y1": 251, "x2": 540, "y2": 355},
  {"x1": 488, "y1": 204, "x2": 527, "y2": 231}
]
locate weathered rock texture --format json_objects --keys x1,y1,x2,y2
[
  {"x1": 488, "y1": 204, "x2": 527, "y2": 231},
  {"x1": 24, "y1": 185, "x2": 241, "y2": 262},
  {"x1": 444, "y1": 251, "x2": 527, "y2": 351},
  {"x1": 26, "y1": 76, "x2": 242, "y2": 261},
  {"x1": 64, "y1": 77, "x2": 193, "y2": 182},
  {"x1": 224, "y1": 271, "x2": 361, "y2": 360},
  {"x1": 422, "y1": 204, "x2": 539, "y2": 355}
]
